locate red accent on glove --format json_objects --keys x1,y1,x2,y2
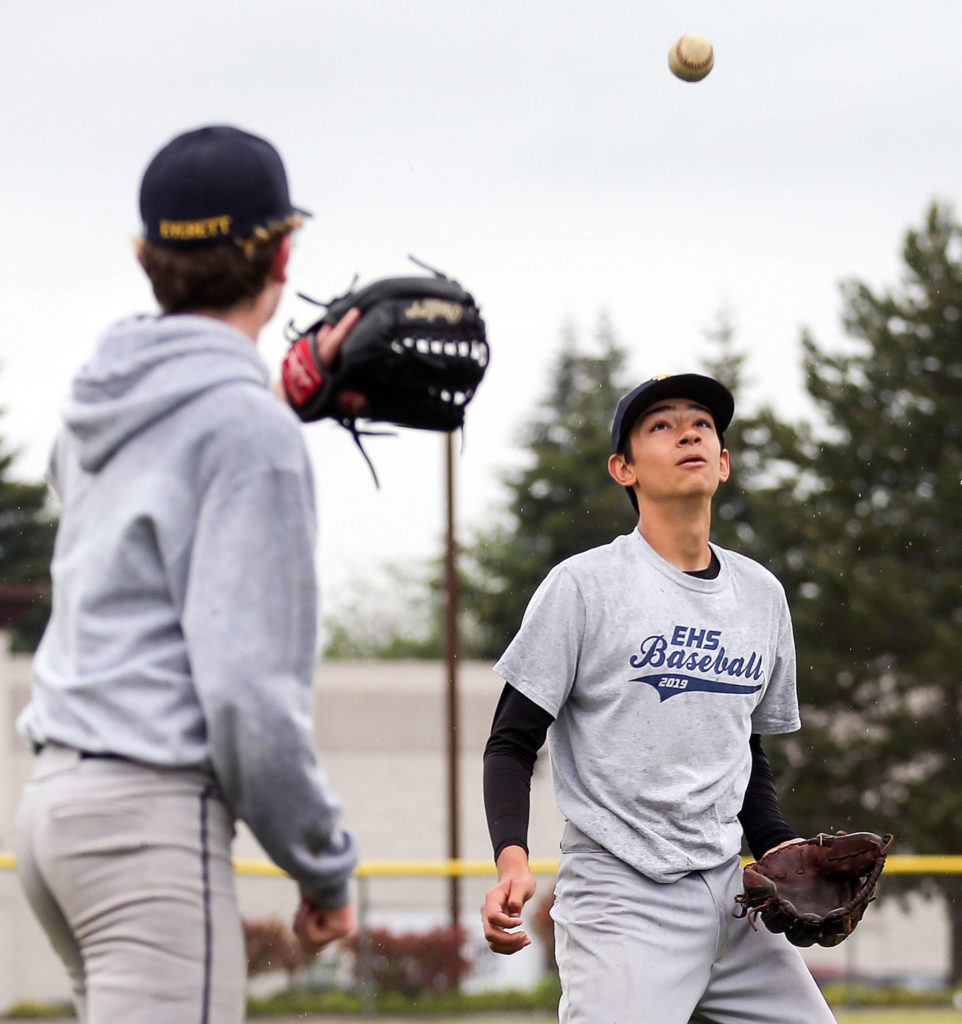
[{"x1": 282, "y1": 336, "x2": 324, "y2": 406}]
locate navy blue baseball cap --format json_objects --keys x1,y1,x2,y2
[
  {"x1": 610, "y1": 373, "x2": 734, "y2": 454},
  {"x1": 139, "y1": 125, "x2": 310, "y2": 246}
]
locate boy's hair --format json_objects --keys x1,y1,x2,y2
[{"x1": 138, "y1": 233, "x2": 287, "y2": 314}]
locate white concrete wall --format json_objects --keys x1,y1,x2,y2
[{"x1": 0, "y1": 643, "x2": 949, "y2": 1010}]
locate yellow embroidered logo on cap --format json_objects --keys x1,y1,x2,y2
[{"x1": 159, "y1": 215, "x2": 233, "y2": 240}]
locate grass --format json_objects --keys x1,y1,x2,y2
[
  {"x1": 11, "y1": 1001, "x2": 962, "y2": 1022},
  {"x1": 835, "y1": 1013, "x2": 962, "y2": 1024},
  {"x1": 259, "y1": 1018, "x2": 558, "y2": 1023},
  {"x1": 256, "y1": 1014, "x2": 962, "y2": 1024},
  {"x1": 286, "y1": 1001, "x2": 962, "y2": 1022},
  {"x1": 9, "y1": 1012, "x2": 962, "y2": 1023}
]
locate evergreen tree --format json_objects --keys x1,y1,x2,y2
[
  {"x1": 461, "y1": 316, "x2": 635, "y2": 659},
  {"x1": 0, "y1": 407, "x2": 54, "y2": 651},
  {"x1": 707, "y1": 202, "x2": 962, "y2": 982}
]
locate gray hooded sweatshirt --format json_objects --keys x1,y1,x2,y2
[{"x1": 17, "y1": 313, "x2": 357, "y2": 907}]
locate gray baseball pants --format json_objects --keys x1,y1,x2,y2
[
  {"x1": 552, "y1": 822, "x2": 837, "y2": 1023},
  {"x1": 13, "y1": 744, "x2": 246, "y2": 1024}
]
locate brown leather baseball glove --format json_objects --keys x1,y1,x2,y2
[{"x1": 734, "y1": 831, "x2": 894, "y2": 948}]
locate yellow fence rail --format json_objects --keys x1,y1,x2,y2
[
  {"x1": 242, "y1": 854, "x2": 962, "y2": 877},
  {"x1": 2, "y1": 851, "x2": 961, "y2": 877}
]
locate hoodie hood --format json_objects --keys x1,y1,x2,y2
[{"x1": 64, "y1": 314, "x2": 270, "y2": 472}]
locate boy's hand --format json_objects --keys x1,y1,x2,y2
[
  {"x1": 293, "y1": 892, "x2": 355, "y2": 954},
  {"x1": 481, "y1": 846, "x2": 537, "y2": 954}
]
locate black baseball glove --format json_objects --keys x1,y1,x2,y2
[
  {"x1": 734, "y1": 831, "x2": 894, "y2": 948},
  {"x1": 281, "y1": 269, "x2": 488, "y2": 436}
]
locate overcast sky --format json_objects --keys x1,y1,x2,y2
[{"x1": 3, "y1": 1, "x2": 961, "y2": 609}]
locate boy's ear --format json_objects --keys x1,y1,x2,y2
[
  {"x1": 608, "y1": 452, "x2": 636, "y2": 488},
  {"x1": 719, "y1": 448, "x2": 731, "y2": 482}
]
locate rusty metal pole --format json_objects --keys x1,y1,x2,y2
[{"x1": 443, "y1": 431, "x2": 461, "y2": 931}]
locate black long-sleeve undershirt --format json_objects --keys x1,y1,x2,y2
[
  {"x1": 738, "y1": 733, "x2": 799, "y2": 858},
  {"x1": 482, "y1": 683, "x2": 798, "y2": 862},
  {"x1": 483, "y1": 683, "x2": 553, "y2": 860}
]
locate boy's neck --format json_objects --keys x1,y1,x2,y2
[
  {"x1": 637, "y1": 501, "x2": 713, "y2": 572},
  {"x1": 191, "y1": 278, "x2": 283, "y2": 344}
]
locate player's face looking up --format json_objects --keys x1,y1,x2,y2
[{"x1": 615, "y1": 398, "x2": 730, "y2": 505}]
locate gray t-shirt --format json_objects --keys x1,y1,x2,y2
[{"x1": 494, "y1": 529, "x2": 800, "y2": 883}]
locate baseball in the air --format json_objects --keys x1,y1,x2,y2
[{"x1": 668, "y1": 34, "x2": 714, "y2": 83}]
